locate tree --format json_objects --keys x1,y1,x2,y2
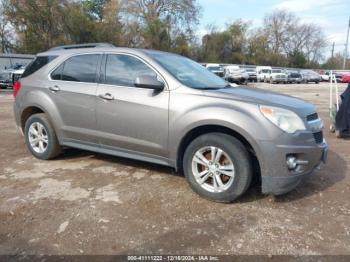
[
  {"x1": 83, "y1": 0, "x2": 108, "y2": 22},
  {"x1": 262, "y1": 9, "x2": 327, "y2": 67},
  {"x1": 122, "y1": 0, "x2": 201, "y2": 50},
  {"x1": 0, "y1": 3, "x2": 13, "y2": 52},
  {"x1": 3, "y1": 0, "x2": 66, "y2": 53}
]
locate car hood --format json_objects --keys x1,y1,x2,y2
[{"x1": 202, "y1": 86, "x2": 316, "y2": 117}]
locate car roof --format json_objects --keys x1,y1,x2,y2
[{"x1": 37, "y1": 46, "x2": 177, "y2": 58}]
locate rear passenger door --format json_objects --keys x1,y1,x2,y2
[
  {"x1": 96, "y1": 53, "x2": 169, "y2": 162},
  {"x1": 48, "y1": 53, "x2": 101, "y2": 146}
]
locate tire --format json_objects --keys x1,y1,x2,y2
[
  {"x1": 0, "y1": 86, "x2": 7, "y2": 89},
  {"x1": 183, "y1": 133, "x2": 253, "y2": 202},
  {"x1": 24, "y1": 113, "x2": 61, "y2": 160}
]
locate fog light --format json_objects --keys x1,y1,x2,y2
[{"x1": 286, "y1": 156, "x2": 298, "y2": 170}]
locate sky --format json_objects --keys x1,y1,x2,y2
[{"x1": 197, "y1": 0, "x2": 350, "y2": 58}]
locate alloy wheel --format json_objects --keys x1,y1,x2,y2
[
  {"x1": 28, "y1": 122, "x2": 49, "y2": 154},
  {"x1": 191, "y1": 146, "x2": 235, "y2": 193}
]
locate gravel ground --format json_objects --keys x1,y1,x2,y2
[{"x1": 0, "y1": 82, "x2": 349, "y2": 256}]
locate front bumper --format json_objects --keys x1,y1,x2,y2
[{"x1": 259, "y1": 134, "x2": 328, "y2": 195}]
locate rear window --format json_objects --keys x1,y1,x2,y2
[{"x1": 21, "y1": 56, "x2": 57, "y2": 78}]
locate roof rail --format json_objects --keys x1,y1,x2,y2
[{"x1": 49, "y1": 43, "x2": 115, "y2": 51}]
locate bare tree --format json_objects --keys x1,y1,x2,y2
[{"x1": 0, "y1": 2, "x2": 13, "y2": 52}]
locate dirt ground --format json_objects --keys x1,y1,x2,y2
[{"x1": 0, "y1": 82, "x2": 349, "y2": 256}]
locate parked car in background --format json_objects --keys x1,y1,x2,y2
[
  {"x1": 0, "y1": 69, "x2": 13, "y2": 89},
  {"x1": 341, "y1": 74, "x2": 350, "y2": 83},
  {"x1": 243, "y1": 68, "x2": 257, "y2": 82},
  {"x1": 268, "y1": 69, "x2": 287, "y2": 84},
  {"x1": 324, "y1": 71, "x2": 342, "y2": 82},
  {"x1": 256, "y1": 66, "x2": 272, "y2": 82},
  {"x1": 206, "y1": 63, "x2": 224, "y2": 77},
  {"x1": 301, "y1": 70, "x2": 321, "y2": 84},
  {"x1": 13, "y1": 44, "x2": 327, "y2": 202},
  {"x1": 320, "y1": 71, "x2": 330, "y2": 82},
  {"x1": 0, "y1": 64, "x2": 27, "y2": 89},
  {"x1": 287, "y1": 72, "x2": 302, "y2": 84},
  {"x1": 11, "y1": 65, "x2": 26, "y2": 84},
  {"x1": 223, "y1": 65, "x2": 249, "y2": 84}
]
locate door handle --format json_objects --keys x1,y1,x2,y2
[
  {"x1": 98, "y1": 93, "x2": 114, "y2": 100},
  {"x1": 49, "y1": 85, "x2": 60, "y2": 92}
]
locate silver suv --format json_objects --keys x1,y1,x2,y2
[{"x1": 13, "y1": 44, "x2": 328, "y2": 202}]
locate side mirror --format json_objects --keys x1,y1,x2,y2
[{"x1": 134, "y1": 75, "x2": 164, "y2": 91}]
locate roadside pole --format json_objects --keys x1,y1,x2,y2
[{"x1": 343, "y1": 17, "x2": 350, "y2": 69}]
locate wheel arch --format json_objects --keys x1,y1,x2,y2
[
  {"x1": 20, "y1": 105, "x2": 46, "y2": 132},
  {"x1": 176, "y1": 124, "x2": 261, "y2": 182}
]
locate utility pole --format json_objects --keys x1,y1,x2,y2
[
  {"x1": 343, "y1": 16, "x2": 350, "y2": 69},
  {"x1": 331, "y1": 42, "x2": 335, "y2": 59}
]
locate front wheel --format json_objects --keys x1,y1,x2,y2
[
  {"x1": 183, "y1": 133, "x2": 253, "y2": 202},
  {"x1": 24, "y1": 113, "x2": 61, "y2": 160}
]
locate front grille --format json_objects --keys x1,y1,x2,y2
[
  {"x1": 307, "y1": 113, "x2": 318, "y2": 121},
  {"x1": 313, "y1": 131, "x2": 324, "y2": 144}
]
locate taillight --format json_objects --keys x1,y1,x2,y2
[{"x1": 13, "y1": 81, "x2": 21, "y2": 98}]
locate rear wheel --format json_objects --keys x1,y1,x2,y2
[
  {"x1": 183, "y1": 133, "x2": 253, "y2": 202},
  {"x1": 24, "y1": 113, "x2": 61, "y2": 160}
]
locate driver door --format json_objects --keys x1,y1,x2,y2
[{"x1": 96, "y1": 53, "x2": 169, "y2": 162}]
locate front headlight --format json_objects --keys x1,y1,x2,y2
[{"x1": 259, "y1": 106, "x2": 306, "y2": 133}]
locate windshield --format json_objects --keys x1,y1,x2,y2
[
  {"x1": 148, "y1": 53, "x2": 228, "y2": 89},
  {"x1": 245, "y1": 68, "x2": 255, "y2": 72},
  {"x1": 261, "y1": 69, "x2": 269, "y2": 73}
]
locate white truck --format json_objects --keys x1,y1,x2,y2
[
  {"x1": 223, "y1": 65, "x2": 249, "y2": 84},
  {"x1": 268, "y1": 68, "x2": 287, "y2": 84},
  {"x1": 256, "y1": 66, "x2": 272, "y2": 82}
]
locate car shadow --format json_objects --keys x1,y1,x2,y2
[
  {"x1": 55, "y1": 147, "x2": 180, "y2": 177},
  {"x1": 273, "y1": 149, "x2": 347, "y2": 202},
  {"x1": 53, "y1": 148, "x2": 346, "y2": 203}
]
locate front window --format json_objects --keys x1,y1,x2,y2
[
  {"x1": 104, "y1": 54, "x2": 157, "y2": 87},
  {"x1": 148, "y1": 52, "x2": 228, "y2": 89}
]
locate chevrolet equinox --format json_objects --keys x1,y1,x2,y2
[{"x1": 13, "y1": 43, "x2": 328, "y2": 202}]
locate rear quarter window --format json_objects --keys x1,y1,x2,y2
[
  {"x1": 21, "y1": 56, "x2": 57, "y2": 78},
  {"x1": 51, "y1": 54, "x2": 100, "y2": 83}
]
